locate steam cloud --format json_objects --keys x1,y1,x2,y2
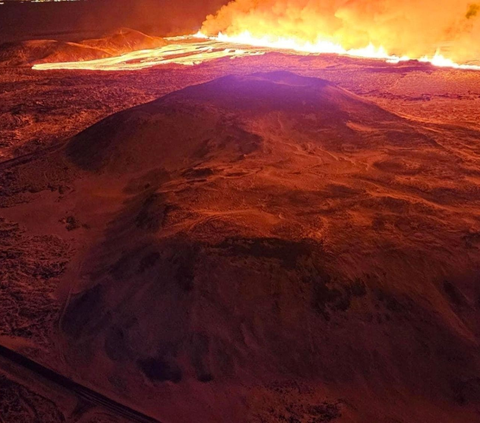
[{"x1": 201, "y1": 0, "x2": 480, "y2": 63}]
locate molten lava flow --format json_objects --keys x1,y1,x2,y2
[
  {"x1": 32, "y1": 33, "x2": 480, "y2": 71},
  {"x1": 209, "y1": 31, "x2": 480, "y2": 70},
  {"x1": 201, "y1": 0, "x2": 480, "y2": 68},
  {"x1": 33, "y1": 0, "x2": 480, "y2": 72},
  {"x1": 32, "y1": 38, "x2": 264, "y2": 71}
]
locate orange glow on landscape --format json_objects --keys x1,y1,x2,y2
[
  {"x1": 32, "y1": 32, "x2": 480, "y2": 72},
  {"x1": 209, "y1": 31, "x2": 480, "y2": 70}
]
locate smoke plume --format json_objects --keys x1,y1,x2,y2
[{"x1": 201, "y1": 0, "x2": 480, "y2": 63}]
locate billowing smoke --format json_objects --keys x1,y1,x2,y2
[{"x1": 201, "y1": 0, "x2": 480, "y2": 63}]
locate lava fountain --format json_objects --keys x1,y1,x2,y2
[{"x1": 33, "y1": 0, "x2": 480, "y2": 71}]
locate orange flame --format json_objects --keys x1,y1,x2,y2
[
  {"x1": 32, "y1": 32, "x2": 480, "y2": 71},
  {"x1": 208, "y1": 31, "x2": 480, "y2": 70},
  {"x1": 32, "y1": 0, "x2": 480, "y2": 72}
]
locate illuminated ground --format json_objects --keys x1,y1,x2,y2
[
  {"x1": 1, "y1": 49, "x2": 480, "y2": 422},
  {"x1": 2, "y1": 48, "x2": 480, "y2": 161}
]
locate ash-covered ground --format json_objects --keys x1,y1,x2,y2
[{"x1": 1, "y1": 42, "x2": 480, "y2": 423}]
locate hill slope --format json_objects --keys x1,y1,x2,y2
[{"x1": 2, "y1": 71, "x2": 480, "y2": 422}]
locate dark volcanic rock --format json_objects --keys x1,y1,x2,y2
[{"x1": 2, "y1": 71, "x2": 480, "y2": 422}]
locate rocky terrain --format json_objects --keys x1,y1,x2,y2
[{"x1": 1, "y1": 46, "x2": 480, "y2": 422}]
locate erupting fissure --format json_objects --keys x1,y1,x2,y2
[
  {"x1": 32, "y1": 32, "x2": 480, "y2": 71},
  {"x1": 33, "y1": 0, "x2": 480, "y2": 71},
  {"x1": 206, "y1": 31, "x2": 480, "y2": 70}
]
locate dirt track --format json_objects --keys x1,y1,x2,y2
[{"x1": 0, "y1": 343, "x2": 158, "y2": 422}]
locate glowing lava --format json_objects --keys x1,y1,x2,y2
[
  {"x1": 32, "y1": 37, "x2": 263, "y2": 71},
  {"x1": 32, "y1": 32, "x2": 480, "y2": 72},
  {"x1": 212, "y1": 31, "x2": 480, "y2": 70},
  {"x1": 31, "y1": 0, "x2": 480, "y2": 71}
]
